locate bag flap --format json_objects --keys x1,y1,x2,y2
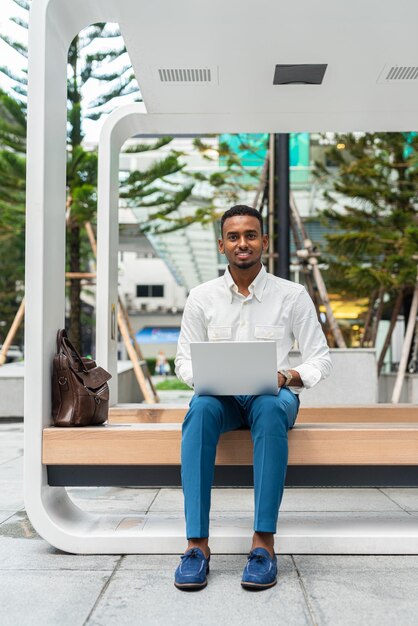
[
  {"x1": 82, "y1": 358, "x2": 97, "y2": 371},
  {"x1": 74, "y1": 366, "x2": 112, "y2": 389}
]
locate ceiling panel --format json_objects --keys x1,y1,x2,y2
[{"x1": 117, "y1": 0, "x2": 418, "y2": 131}]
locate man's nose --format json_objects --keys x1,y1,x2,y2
[{"x1": 238, "y1": 237, "x2": 248, "y2": 247}]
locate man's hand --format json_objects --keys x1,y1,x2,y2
[{"x1": 277, "y1": 369, "x2": 303, "y2": 388}]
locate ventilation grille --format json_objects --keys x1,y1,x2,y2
[
  {"x1": 158, "y1": 68, "x2": 212, "y2": 83},
  {"x1": 384, "y1": 65, "x2": 418, "y2": 81}
]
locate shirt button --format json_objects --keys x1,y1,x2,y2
[{"x1": 240, "y1": 320, "x2": 246, "y2": 326}]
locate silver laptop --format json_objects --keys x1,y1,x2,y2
[{"x1": 190, "y1": 341, "x2": 278, "y2": 396}]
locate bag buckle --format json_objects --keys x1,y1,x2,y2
[{"x1": 58, "y1": 377, "x2": 67, "y2": 386}]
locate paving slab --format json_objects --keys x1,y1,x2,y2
[
  {"x1": 118, "y1": 552, "x2": 303, "y2": 571},
  {"x1": 0, "y1": 453, "x2": 21, "y2": 464},
  {"x1": 281, "y1": 488, "x2": 402, "y2": 512},
  {"x1": 150, "y1": 487, "x2": 252, "y2": 512},
  {"x1": 0, "y1": 485, "x2": 24, "y2": 511},
  {"x1": 0, "y1": 511, "x2": 122, "y2": 570},
  {"x1": 0, "y1": 457, "x2": 24, "y2": 510},
  {"x1": 0, "y1": 511, "x2": 40, "y2": 540},
  {"x1": 0, "y1": 455, "x2": 23, "y2": 479},
  {"x1": 0, "y1": 444, "x2": 23, "y2": 464},
  {"x1": 380, "y1": 488, "x2": 418, "y2": 512},
  {"x1": 121, "y1": 553, "x2": 188, "y2": 570},
  {"x1": 0, "y1": 570, "x2": 114, "y2": 626},
  {"x1": 67, "y1": 487, "x2": 159, "y2": 513},
  {"x1": 0, "y1": 428, "x2": 24, "y2": 464},
  {"x1": 120, "y1": 554, "x2": 252, "y2": 570},
  {"x1": 0, "y1": 510, "x2": 16, "y2": 524},
  {"x1": 294, "y1": 555, "x2": 418, "y2": 626},
  {"x1": 143, "y1": 509, "x2": 411, "y2": 527},
  {"x1": 0, "y1": 423, "x2": 23, "y2": 455},
  {"x1": 117, "y1": 510, "x2": 418, "y2": 554},
  {"x1": 86, "y1": 559, "x2": 312, "y2": 626},
  {"x1": 0, "y1": 423, "x2": 23, "y2": 436},
  {"x1": 149, "y1": 487, "x2": 404, "y2": 514},
  {"x1": 0, "y1": 542, "x2": 121, "y2": 573}
]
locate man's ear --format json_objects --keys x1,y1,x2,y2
[
  {"x1": 218, "y1": 238, "x2": 225, "y2": 254},
  {"x1": 262, "y1": 234, "x2": 269, "y2": 251}
]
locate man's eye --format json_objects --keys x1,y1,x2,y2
[
  {"x1": 229, "y1": 235, "x2": 237, "y2": 240},
  {"x1": 248, "y1": 234, "x2": 256, "y2": 239}
]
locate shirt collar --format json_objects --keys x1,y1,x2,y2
[{"x1": 223, "y1": 264, "x2": 267, "y2": 303}]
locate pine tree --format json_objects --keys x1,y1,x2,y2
[
  {"x1": 1, "y1": 1, "x2": 143, "y2": 349},
  {"x1": 0, "y1": 89, "x2": 26, "y2": 344},
  {"x1": 315, "y1": 132, "x2": 418, "y2": 366},
  {"x1": 1, "y1": 2, "x2": 268, "y2": 350}
]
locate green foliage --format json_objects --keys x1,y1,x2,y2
[
  {"x1": 193, "y1": 134, "x2": 265, "y2": 201},
  {"x1": 122, "y1": 133, "x2": 267, "y2": 236},
  {"x1": 314, "y1": 132, "x2": 418, "y2": 300},
  {"x1": 155, "y1": 378, "x2": 192, "y2": 391},
  {"x1": 67, "y1": 146, "x2": 98, "y2": 224},
  {"x1": 0, "y1": 89, "x2": 26, "y2": 342},
  {"x1": 1, "y1": 1, "x2": 143, "y2": 348},
  {"x1": 1, "y1": 2, "x2": 268, "y2": 348}
]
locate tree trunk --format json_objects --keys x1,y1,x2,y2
[
  {"x1": 377, "y1": 289, "x2": 404, "y2": 375},
  {"x1": 370, "y1": 286, "x2": 385, "y2": 347},
  {"x1": 360, "y1": 289, "x2": 377, "y2": 347},
  {"x1": 68, "y1": 223, "x2": 82, "y2": 351}
]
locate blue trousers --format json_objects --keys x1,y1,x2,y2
[{"x1": 181, "y1": 388, "x2": 300, "y2": 538}]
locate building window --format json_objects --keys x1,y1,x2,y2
[{"x1": 136, "y1": 284, "x2": 165, "y2": 298}]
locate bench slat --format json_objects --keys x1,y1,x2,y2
[
  {"x1": 108, "y1": 404, "x2": 418, "y2": 424},
  {"x1": 43, "y1": 424, "x2": 418, "y2": 466}
]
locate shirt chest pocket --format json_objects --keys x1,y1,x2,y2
[
  {"x1": 208, "y1": 326, "x2": 232, "y2": 341},
  {"x1": 254, "y1": 325, "x2": 285, "y2": 340}
]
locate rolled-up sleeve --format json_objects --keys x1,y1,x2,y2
[
  {"x1": 291, "y1": 288, "x2": 332, "y2": 389},
  {"x1": 175, "y1": 292, "x2": 207, "y2": 388}
]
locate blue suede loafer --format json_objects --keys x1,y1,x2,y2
[
  {"x1": 174, "y1": 547, "x2": 210, "y2": 590},
  {"x1": 241, "y1": 547, "x2": 277, "y2": 590}
]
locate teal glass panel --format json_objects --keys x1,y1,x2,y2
[
  {"x1": 219, "y1": 133, "x2": 311, "y2": 187},
  {"x1": 403, "y1": 132, "x2": 417, "y2": 158},
  {"x1": 219, "y1": 133, "x2": 268, "y2": 167},
  {"x1": 289, "y1": 133, "x2": 310, "y2": 167},
  {"x1": 289, "y1": 132, "x2": 310, "y2": 186}
]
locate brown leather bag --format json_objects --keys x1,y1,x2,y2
[{"x1": 51, "y1": 329, "x2": 112, "y2": 426}]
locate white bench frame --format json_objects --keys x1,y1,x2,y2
[{"x1": 24, "y1": 0, "x2": 418, "y2": 554}]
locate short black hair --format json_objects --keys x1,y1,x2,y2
[{"x1": 220, "y1": 205, "x2": 263, "y2": 235}]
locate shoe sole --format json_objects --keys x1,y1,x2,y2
[
  {"x1": 174, "y1": 564, "x2": 209, "y2": 591},
  {"x1": 174, "y1": 580, "x2": 208, "y2": 591},
  {"x1": 241, "y1": 579, "x2": 277, "y2": 591}
]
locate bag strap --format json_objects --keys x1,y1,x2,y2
[
  {"x1": 56, "y1": 329, "x2": 67, "y2": 352},
  {"x1": 56, "y1": 329, "x2": 88, "y2": 373}
]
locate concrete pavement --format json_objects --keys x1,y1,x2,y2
[{"x1": 1, "y1": 421, "x2": 418, "y2": 626}]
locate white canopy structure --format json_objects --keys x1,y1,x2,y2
[{"x1": 24, "y1": 0, "x2": 418, "y2": 553}]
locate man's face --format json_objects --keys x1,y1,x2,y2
[{"x1": 218, "y1": 215, "x2": 268, "y2": 271}]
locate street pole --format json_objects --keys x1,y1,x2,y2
[{"x1": 273, "y1": 133, "x2": 290, "y2": 279}]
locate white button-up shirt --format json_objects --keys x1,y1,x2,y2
[{"x1": 175, "y1": 265, "x2": 332, "y2": 394}]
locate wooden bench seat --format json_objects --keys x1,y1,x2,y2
[
  {"x1": 43, "y1": 405, "x2": 418, "y2": 467},
  {"x1": 40, "y1": 404, "x2": 418, "y2": 553},
  {"x1": 108, "y1": 404, "x2": 418, "y2": 424}
]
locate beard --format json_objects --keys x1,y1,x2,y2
[{"x1": 230, "y1": 255, "x2": 260, "y2": 270}]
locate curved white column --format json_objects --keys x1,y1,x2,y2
[{"x1": 24, "y1": 0, "x2": 123, "y2": 554}]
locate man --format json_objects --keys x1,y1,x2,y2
[{"x1": 174, "y1": 205, "x2": 332, "y2": 591}]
